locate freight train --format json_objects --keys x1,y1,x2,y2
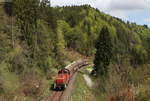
[{"x1": 53, "y1": 60, "x2": 89, "y2": 90}]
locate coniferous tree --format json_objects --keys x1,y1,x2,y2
[{"x1": 93, "y1": 26, "x2": 113, "y2": 77}]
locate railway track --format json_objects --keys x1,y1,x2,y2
[
  {"x1": 48, "y1": 91, "x2": 63, "y2": 101},
  {"x1": 46, "y1": 59, "x2": 89, "y2": 101}
]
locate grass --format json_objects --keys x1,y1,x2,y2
[
  {"x1": 70, "y1": 66, "x2": 97, "y2": 101},
  {"x1": 70, "y1": 66, "x2": 108, "y2": 101},
  {"x1": 71, "y1": 73, "x2": 96, "y2": 101}
]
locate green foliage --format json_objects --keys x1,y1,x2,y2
[
  {"x1": 136, "y1": 91, "x2": 150, "y2": 101},
  {"x1": 1, "y1": 3, "x2": 150, "y2": 100},
  {"x1": 94, "y1": 26, "x2": 113, "y2": 76},
  {"x1": 130, "y1": 45, "x2": 148, "y2": 66},
  {"x1": 14, "y1": 0, "x2": 40, "y2": 45},
  {"x1": 0, "y1": 62, "x2": 20, "y2": 101},
  {"x1": 53, "y1": 4, "x2": 150, "y2": 69},
  {"x1": 130, "y1": 64, "x2": 150, "y2": 101},
  {"x1": 55, "y1": 20, "x2": 66, "y2": 67},
  {"x1": 39, "y1": 0, "x2": 57, "y2": 30},
  {"x1": 35, "y1": 20, "x2": 56, "y2": 72},
  {"x1": 71, "y1": 69, "x2": 97, "y2": 101}
]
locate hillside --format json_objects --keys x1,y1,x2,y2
[
  {"x1": 0, "y1": 2, "x2": 150, "y2": 101},
  {"x1": 54, "y1": 5, "x2": 150, "y2": 61}
]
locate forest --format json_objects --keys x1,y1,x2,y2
[{"x1": 0, "y1": 0, "x2": 150, "y2": 101}]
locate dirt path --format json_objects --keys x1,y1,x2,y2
[
  {"x1": 46, "y1": 60, "x2": 89, "y2": 101},
  {"x1": 83, "y1": 74, "x2": 93, "y2": 88}
]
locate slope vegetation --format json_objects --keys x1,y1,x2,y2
[{"x1": 0, "y1": 3, "x2": 150, "y2": 101}]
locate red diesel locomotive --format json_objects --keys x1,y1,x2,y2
[{"x1": 53, "y1": 68, "x2": 70, "y2": 90}]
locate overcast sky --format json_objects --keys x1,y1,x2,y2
[{"x1": 51, "y1": 0, "x2": 150, "y2": 27}]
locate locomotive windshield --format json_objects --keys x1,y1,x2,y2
[{"x1": 58, "y1": 69, "x2": 70, "y2": 74}]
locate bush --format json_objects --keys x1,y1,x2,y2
[
  {"x1": 136, "y1": 91, "x2": 150, "y2": 101},
  {"x1": 21, "y1": 71, "x2": 43, "y2": 98}
]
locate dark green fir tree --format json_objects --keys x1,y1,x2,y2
[{"x1": 93, "y1": 26, "x2": 113, "y2": 77}]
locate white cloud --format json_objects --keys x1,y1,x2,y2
[
  {"x1": 144, "y1": 18, "x2": 150, "y2": 22},
  {"x1": 51, "y1": 0, "x2": 150, "y2": 11},
  {"x1": 109, "y1": 0, "x2": 150, "y2": 10},
  {"x1": 51, "y1": 0, "x2": 93, "y2": 6},
  {"x1": 146, "y1": 0, "x2": 150, "y2": 3},
  {"x1": 109, "y1": 10, "x2": 127, "y2": 19},
  {"x1": 92, "y1": 0, "x2": 111, "y2": 11},
  {"x1": 92, "y1": 0, "x2": 150, "y2": 20},
  {"x1": 92, "y1": 0, "x2": 150, "y2": 11},
  {"x1": 51, "y1": 0, "x2": 150, "y2": 24}
]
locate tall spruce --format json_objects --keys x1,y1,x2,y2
[{"x1": 94, "y1": 26, "x2": 113, "y2": 77}]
